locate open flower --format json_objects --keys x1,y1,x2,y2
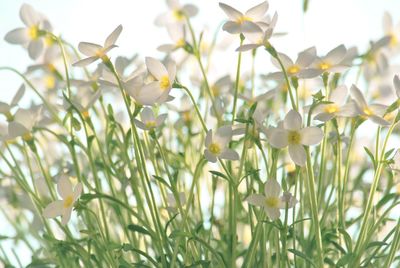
[
  {"x1": 268, "y1": 110, "x2": 323, "y2": 166},
  {"x1": 138, "y1": 57, "x2": 176, "y2": 105},
  {"x1": 235, "y1": 12, "x2": 277, "y2": 52},
  {"x1": 73, "y1": 25, "x2": 123, "y2": 67},
  {"x1": 219, "y1": 1, "x2": 269, "y2": 34},
  {"x1": 6, "y1": 106, "x2": 42, "y2": 142},
  {"x1": 383, "y1": 12, "x2": 400, "y2": 50},
  {"x1": 350, "y1": 85, "x2": 390, "y2": 126},
  {"x1": 246, "y1": 179, "x2": 297, "y2": 220},
  {"x1": 204, "y1": 125, "x2": 239, "y2": 163},
  {"x1": 155, "y1": 0, "x2": 198, "y2": 27},
  {"x1": 64, "y1": 88, "x2": 102, "y2": 119},
  {"x1": 4, "y1": 4, "x2": 51, "y2": 59},
  {"x1": 134, "y1": 107, "x2": 167, "y2": 131},
  {"x1": 267, "y1": 47, "x2": 320, "y2": 79},
  {"x1": 157, "y1": 24, "x2": 187, "y2": 53},
  {"x1": 43, "y1": 175, "x2": 82, "y2": 225},
  {"x1": 311, "y1": 45, "x2": 349, "y2": 74},
  {"x1": 0, "y1": 85, "x2": 25, "y2": 122},
  {"x1": 313, "y1": 85, "x2": 359, "y2": 122}
]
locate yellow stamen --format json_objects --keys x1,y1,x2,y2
[
  {"x1": 287, "y1": 65, "x2": 300, "y2": 75},
  {"x1": 22, "y1": 132, "x2": 33, "y2": 142},
  {"x1": 363, "y1": 107, "x2": 374, "y2": 116},
  {"x1": 237, "y1": 16, "x2": 252, "y2": 24},
  {"x1": 182, "y1": 111, "x2": 191, "y2": 123},
  {"x1": 211, "y1": 85, "x2": 220, "y2": 96},
  {"x1": 44, "y1": 75, "x2": 56, "y2": 89},
  {"x1": 288, "y1": 131, "x2": 301, "y2": 145},
  {"x1": 319, "y1": 62, "x2": 331, "y2": 71},
  {"x1": 28, "y1": 25, "x2": 39, "y2": 40},
  {"x1": 82, "y1": 110, "x2": 90, "y2": 119},
  {"x1": 265, "y1": 197, "x2": 279, "y2": 208},
  {"x1": 63, "y1": 195, "x2": 74, "y2": 208},
  {"x1": 176, "y1": 38, "x2": 185, "y2": 47},
  {"x1": 145, "y1": 120, "x2": 156, "y2": 129},
  {"x1": 47, "y1": 63, "x2": 56, "y2": 72},
  {"x1": 390, "y1": 33, "x2": 398, "y2": 47},
  {"x1": 324, "y1": 104, "x2": 339, "y2": 114},
  {"x1": 44, "y1": 35, "x2": 54, "y2": 46},
  {"x1": 159, "y1": 75, "x2": 170, "y2": 91},
  {"x1": 209, "y1": 143, "x2": 221, "y2": 155},
  {"x1": 173, "y1": 9, "x2": 185, "y2": 21}
]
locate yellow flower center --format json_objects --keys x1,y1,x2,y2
[
  {"x1": 183, "y1": 111, "x2": 191, "y2": 123},
  {"x1": 176, "y1": 38, "x2": 185, "y2": 47},
  {"x1": 363, "y1": 107, "x2": 374, "y2": 116},
  {"x1": 237, "y1": 16, "x2": 252, "y2": 24},
  {"x1": 63, "y1": 195, "x2": 74, "y2": 208},
  {"x1": 22, "y1": 132, "x2": 33, "y2": 142},
  {"x1": 319, "y1": 62, "x2": 331, "y2": 71},
  {"x1": 47, "y1": 63, "x2": 56, "y2": 72},
  {"x1": 28, "y1": 25, "x2": 39, "y2": 40},
  {"x1": 160, "y1": 75, "x2": 171, "y2": 90},
  {"x1": 209, "y1": 143, "x2": 221, "y2": 155},
  {"x1": 287, "y1": 65, "x2": 300, "y2": 75},
  {"x1": 44, "y1": 35, "x2": 54, "y2": 46},
  {"x1": 390, "y1": 33, "x2": 398, "y2": 47},
  {"x1": 211, "y1": 85, "x2": 220, "y2": 96},
  {"x1": 265, "y1": 197, "x2": 279, "y2": 208},
  {"x1": 145, "y1": 120, "x2": 156, "y2": 129},
  {"x1": 82, "y1": 110, "x2": 90, "y2": 119},
  {"x1": 288, "y1": 131, "x2": 301, "y2": 145},
  {"x1": 44, "y1": 75, "x2": 56, "y2": 89},
  {"x1": 285, "y1": 163, "x2": 296, "y2": 173},
  {"x1": 173, "y1": 9, "x2": 185, "y2": 21},
  {"x1": 324, "y1": 104, "x2": 339, "y2": 114}
]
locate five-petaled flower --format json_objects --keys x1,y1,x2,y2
[
  {"x1": 43, "y1": 175, "x2": 83, "y2": 225},
  {"x1": 204, "y1": 125, "x2": 239, "y2": 163},
  {"x1": 134, "y1": 107, "x2": 167, "y2": 131}
]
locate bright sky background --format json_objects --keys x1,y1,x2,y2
[{"x1": 1, "y1": 0, "x2": 400, "y2": 266}]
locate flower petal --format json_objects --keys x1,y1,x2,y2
[
  {"x1": 20, "y1": 4, "x2": 40, "y2": 26},
  {"x1": 57, "y1": 175, "x2": 73, "y2": 199},
  {"x1": 268, "y1": 128, "x2": 288, "y2": 148},
  {"x1": 219, "y1": 148, "x2": 239, "y2": 161},
  {"x1": 145, "y1": 57, "x2": 168, "y2": 80},
  {"x1": 284, "y1": 109, "x2": 302, "y2": 131},
  {"x1": 104, "y1": 25, "x2": 123, "y2": 48},
  {"x1": 4, "y1": 28, "x2": 29, "y2": 44},
  {"x1": 61, "y1": 207, "x2": 72, "y2": 225},
  {"x1": 246, "y1": 194, "x2": 265, "y2": 206},
  {"x1": 78, "y1": 42, "x2": 102, "y2": 57},
  {"x1": 324, "y1": 44, "x2": 346, "y2": 64},
  {"x1": 288, "y1": 144, "x2": 306, "y2": 166},
  {"x1": 72, "y1": 56, "x2": 98, "y2": 67},
  {"x1": 43, "y1": 200, "x2": 63, "y2": 218},
  {"x1": 28, "y1": 40, "x2": 43, "y2": 59},
  {"x1": 73, "y1": 183, "x2": 83, "y2": 201},
  {"x1": 265, "y1": 206, "x2": 280, "y2": 220},
  {"x1": 330, "y1": 85, "x2": 348, "y2": 104},
  {"x1": 204, "y1": 149, "x2": 217, "y2": 163},
  {"x1": 245, "y1": 1, "x2": 268, "y2": 20},
  {"x1": 219, "y1": 3, "x2": 243, "y2": 20},
  {"x1": 350, "y1": 84, "x2": 368, "y2": 109},
  {"x1": 300, "y1": 127, "x2": 323, "y2": 146},
  {"x1": 264, "y1": 179, "x2": 281, "y2": 198},
  {"x1": 394, "y1": 75, "x2": 400, "y2": 99},
  {"x1": 296, "y1": 47, "x2": 316, "y2": 67}
]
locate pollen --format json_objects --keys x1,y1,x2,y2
[
  {"x1": 324, "y1": 104, "x2": 339, "y2": 114},
  {"x1": 288, "y1": 131, "x2": 301, "y2": 145},
  {"x1": 63, "y1": 195, "x2": 74, "y2": 208},
  {"x1": 22, "y1": 132, "x2": 33, "y2": 142},
  {"x1": 28, "y1": 25, "x2": 39, "y2": 39},
  {"x1": 390, "y1": 33, "x2": 398, "y2": 47},
  {"x1": 363, "y1": 107, "x2": 374, "y2": 116},
  {"x1": 173, "y1": 9, "x2": 185, "y2": 21},
  {"x1": 82, "y1": 110, "x2": 90, "y2": 119},
  {"x1": 44, "y1": 35, "x2": 54, "y2": 46},
  {"x1": 159, "y1": 76, "x2": 171, "y2": 90},
  {"x1": 145, "y1": 120, "x2": 156, "y2": 129},
  {"x1": 209, "y1": 142, "x2": 221, "y2": 155},
  {"x1": 319, "y1": 62, "x2": 331, "y2": 71},
  {"x1": 44, "y1": 75, "x2": 56, "y2": 89},
  {"x1": 265, "y1": 197, "x2": 279, "y2": 208},
  {"x1": 237, "y1": 16, "x2": 252, "y2": 24},
  {"x1": 287, "y1": 65, "x2": 300, "y2": 75},
  {"x1": 176, "y1": 38, "x2": 185, "y2": 47}
]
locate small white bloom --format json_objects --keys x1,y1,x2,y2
[
  {"x1": 43, "y1": 175, "x2": 82, "y2": 225},
  {"x1": 64, "y1": 88, "x2": 102, "y2": 119},
  {"x1": 73, "y1": 25, "x2": 123, "y2": 67},
  {"x1": 219, "y1": 1, "x2": 269, "y2": 34},
  {"x1": 311, "y1": 45, "x2": 349, "y2": 74},
  {"x1": 0, "y1": 85, "x2": 25, "y2": 122},
  {"x1": 4, "y1": 4, "x2": 51, "y2": 59},
  {"x1": 155, "y1": 0, "x2": 198, "y2": 27},
  {"x1": 246, "y1": 179, "x2": 297, "y2": 220},
  {"x1": 134, "y1": 107, "x2": 167, "y2": 131},
  {"x1": 313, "y1": 85, "x2": 359, "y2": 122},
  {"x1": 137, "y1": 57, "x2": 176, "y2": 106},
  {"x1": 204, "y1": 125, "x2": 239, "y2": 163},
  {"x1": 383, "y1": 12, "x2": 400, "y2": 49},
  {"x1": 268, "y1": 110, "x2": 323, "y2": 166},
  {"x1": 350, "y1": 85, "x2": 390, "y2": 126},
  {"x1": 157, "y1": 24, "x2": 187, "y2": 52},
  {"x1": 6, "y1": 105, "x2": 42, "y2": 142}
]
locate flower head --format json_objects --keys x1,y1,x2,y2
[
  {"x1": 268, "y1": 110, "x2": 323, "y2": 166},
  {"x1": 311, "y1": 45, "x2": 349, "y2": 74},
  {"x1": 73, "y1": 25, "x2": 123, "y2": 67},
  {"x1": 219, "y1": 1, "x2": 269, "y2": 34},
  {"x1": 134, "y1": 107, "x2": 167, "y2": 131},
  {"x1": 246, "y1": 179, "x2": 297, "y2": 220},
  {"x1": 43, "y1": 175, "x2": 83, "y2": 225},
  {"x1": 204, "y1": 125, "x2": 239, "y2": 163},
  {"x1": 155, "y1": 0, "x2": 198, "y2": 27}
]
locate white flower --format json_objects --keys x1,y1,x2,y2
[
  {"x1": 311, "y1": 45, "x2": 349, "y2": 74},
  {"x1": 134, "y1": 107, "x2": 167, "y2": 131},
  {"x1": 313, "y1": 85, "x2": 359, "y2": 122},
  {"x1": 43, "y1": 175, "x2": 82, "y2": 225},
  {"x1": 157, "y1": 24, "x2": 186, "y2": 52},
  {"x1": 137, "y1": 57, "x2": 176, "y2": 106},
  {"x1": 219, "y1": 1, "x2": 269, "y2": 34},
  {"x1": 350, "y1": 85, "x2": 390, "y2": 126},
  {"x1": 267, "y1": 47, "x2": 320, "y2": 79},
  {"x1": 73, "y1": 25, "x2": 123, "y2": 67},
  {"x1": 155, "y1": 0, "x2": 198, "y2": 27},
  {"x1": 383, "y1": 12, "x2": 400, "y2": 49},
  {"x1": 204, "y1": 125, "x2": 239, "y2": 163},
  {"x1": 0, "y1": 85, "x2": 25, "y2": 121},
  {"x1": 246, "y1": 179, "x2": 297, "y2": 220},
  {"x1": 268, "y1": 110, "x2": 323, "y2": 166},
  {"x1": 4, "y1": 4, "x2": 51, "y2": 59},
  {"x1": 6, "y1": 106, "x2": 42, "y2": 142},
  {"x1": 64, "y1": 88, "x2": 102, "y2": 119},
  {"x1": 394, "y1": 75, "x2": 400, "y2": 99},
  {"x1": 235, "y1": 12, "x2": 277, "y2": 52}
]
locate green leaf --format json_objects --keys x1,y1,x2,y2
[
  {"x1": 338, "y1": 228, "x2": 353, "y2": 253},
  {"x1": 288, "y1": 249, "x2": 316, "y2": 267},
  {"x1": 209, "y1": 170, "x2": 231, "y2": 183},
  {"x1": 366, "y1": 241, "x2": 388, "y2": 249},
  {"x1": 364, "y1": 147, "x2": 376, "y2": 169},
  {"x1": 336, "y1": 253, "x2": 354, "y2": 266},
  {"x1": 127, "y1": 224, "x2": 153, "y2": 238}
]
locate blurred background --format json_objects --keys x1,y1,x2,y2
[{"x1": 0, "y1": 0, "x2": 400, "y2": 266}]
